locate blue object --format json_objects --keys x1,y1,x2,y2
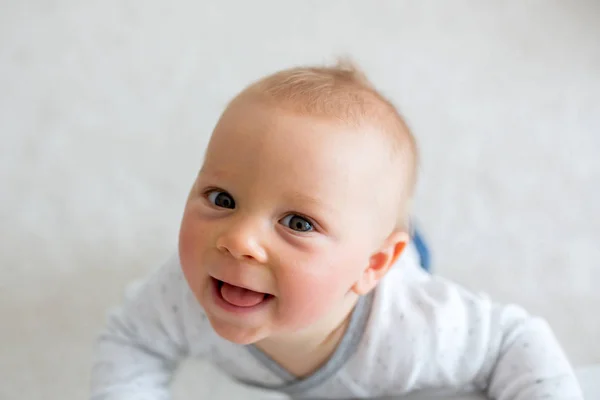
[{"x1": 412, "y1": 228, "x2": 431, "y2": 272}]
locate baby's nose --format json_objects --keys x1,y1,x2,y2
[{"x1": 215, "y1": 218, "x2": 268, "y2": 263}]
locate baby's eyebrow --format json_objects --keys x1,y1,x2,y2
[
  {"x1": 285, "y1": 190, "x2": 334, "y2": 212},
  {"x1": 197, "y1": 167, "x2": 232, "y2": 181}
]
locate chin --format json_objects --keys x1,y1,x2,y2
[{"x1": 207, "y1": 316, "x2": 269, "y2": 345}]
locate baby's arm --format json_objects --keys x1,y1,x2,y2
[
  {"x1": 393, "y1": 273, "x2": 584, "y2": 399},
  {"x1": 91, "y1": 255, "x2": 191, "y2": 400},
  {"x1": 483, "y1": 303, "x2": 583, "y2": 399}
]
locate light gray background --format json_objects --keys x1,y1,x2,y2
[{"x1": 1, "y1": 1, "x2": 598, "y2": 399}]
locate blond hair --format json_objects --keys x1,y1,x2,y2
[{"x1": 237, "y1": 60, "x2": 418, "y2": 230}]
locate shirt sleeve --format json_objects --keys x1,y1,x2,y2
[
  {"x1": 409, "y1": 277, "x2": 583, "y2": 400},
  {"x1": 484, "y1": 303, "x2": 583, "y2": 400},
  {"x1": 380, "y1": 272, "x2": 584, "y2": 399},
  {"x1": 90, "y1": 255, "x2": 191, "y2": 400}
]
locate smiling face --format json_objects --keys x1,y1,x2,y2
[{"x1": 179, "y1": 98, "x2": 404, "y2": 344}]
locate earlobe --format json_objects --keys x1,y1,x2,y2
[{"x1": 351, "y1": 231, "x2": 409, "y2": 295}]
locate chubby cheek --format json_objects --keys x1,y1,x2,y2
[
  {"x1": 178, "y1": 210, "x2": 209, "y2": 295},
  {"x1": 274, "y1": 255, "x2": 361, "y2": 330}
]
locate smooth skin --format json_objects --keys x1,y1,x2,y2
[{"x1": 178, "y1": 98, "x2": 409, "y2": 376}]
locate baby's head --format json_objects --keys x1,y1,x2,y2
[{"x1": 179, "y1": 61, "x2": 418, "y2": 344}]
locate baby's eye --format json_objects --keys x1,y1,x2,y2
[
  {"x1": 207, "y1": 190, "x2": 236, "y2": 209},
  {"x1": 281, "y1": 214, "x2": 314, "y2": 232}
]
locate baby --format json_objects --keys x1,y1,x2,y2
[{"x1": 91, "y1": 62, "x2": 582, "y2": 399}]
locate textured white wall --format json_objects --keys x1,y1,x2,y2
[{"x1": 1, "y1": 1, "x2": 598, "y2": 399}]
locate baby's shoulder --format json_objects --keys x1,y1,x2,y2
[
  {"x1": 343, "y1": 273, "x2": 504, "y2": 391},
  {"x1": 355, "y1": 268, "x2": 531, "y2": 370},
  {"x1": 378, "y1": 267, "x2": 493, "y2": 317},
  {"x1": 371, "y1": 269, "x2": 495, "y2": 343},
  {"x1": 125, "y1": 253, "x2": 215, "y2": 341}
]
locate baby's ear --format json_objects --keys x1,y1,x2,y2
[{"x1": 351, "y1": 230, "x2": 409, "y2": 295}]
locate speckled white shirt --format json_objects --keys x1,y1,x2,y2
[{"x1": 91, "y1": 245, "x2": 583, "y2": 399}]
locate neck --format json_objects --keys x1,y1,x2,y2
[{"x1": 254, "y1": 292, "x2": 360, "y2": 376}]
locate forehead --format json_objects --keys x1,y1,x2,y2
[{"x1": 203, "y1": 100, "x2": 394, "y2": 199}]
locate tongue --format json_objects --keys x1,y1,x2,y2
[{"x1": 220, "y1": 282, "x2": 265, "y2": 307}]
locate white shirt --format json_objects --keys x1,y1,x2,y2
[{"x1": 91, "y1": 245, "x2": 583, "y2": 399}]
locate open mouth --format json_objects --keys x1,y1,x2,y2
[{"x1": 212, "y1": 277, "x2": 273, "y2": 309}]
